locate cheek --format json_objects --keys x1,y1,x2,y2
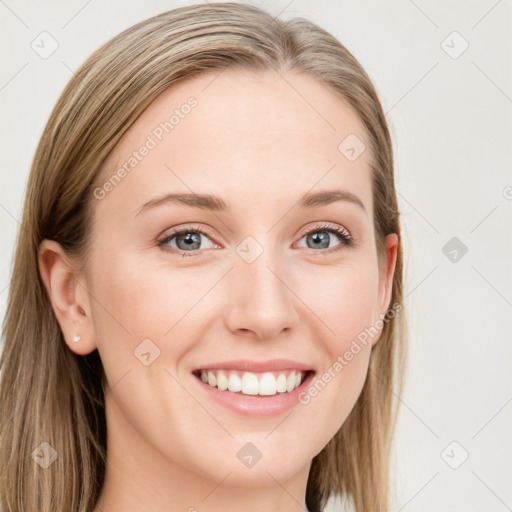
[
  {"x1": 295, "y1": 260, "x2": 379, "y2": 348},
  {"x1": 293, "y1": 262, "x2": 378, "y2": 436},
  {"x1": 91, "y1": 250, "x2": 190, "y2": 330},
  {"x1": 89, "y1": 252, "x2": 211, "y2": 369}
]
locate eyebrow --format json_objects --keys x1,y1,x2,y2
[{"x1": 134, "y1": 188, "x2": 366, "y2": 216}]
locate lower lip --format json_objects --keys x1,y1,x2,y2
[{"x1": 192, "y1": 371, "x2": 315, "y2": 418}]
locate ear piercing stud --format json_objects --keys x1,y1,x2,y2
[{"x1": 72, "y1": 334, "x2": 81, "y2": 343}]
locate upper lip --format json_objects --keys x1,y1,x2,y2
[{"x1": 192, "y1": 359, "x2": 315, "y2": 373}]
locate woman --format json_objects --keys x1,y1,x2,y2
[{"x1": 0, "y1": 3, "x2": 408, "y2": 511}]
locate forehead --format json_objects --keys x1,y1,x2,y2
[{"x1": 93, "y1": 68, "x2": 373, "y2": 222}]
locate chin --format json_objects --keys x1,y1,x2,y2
[{"x1": 212, "y1": 446, "x2": 309, "y2": 487}]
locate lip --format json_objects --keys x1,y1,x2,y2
[
  {"x1": 191, "y1": 368, "x2": 316, "y2": 418},
  {"x1": 191, "y1": 359, "x2": 315, "y2": 373}
]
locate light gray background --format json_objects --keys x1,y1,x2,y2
[{"x1": 1, "y1": 1, "x2": 511, "y2": 511}]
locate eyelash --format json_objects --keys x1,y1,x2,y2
[{"x1": 156, "y1": 222, "x2": 354, "y2": 257}]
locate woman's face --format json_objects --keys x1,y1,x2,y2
[{"x1": 78, "y1": 69, "x2": 397, "y2": 488}]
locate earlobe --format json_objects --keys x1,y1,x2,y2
[{"x1": 38, "y1": 239, "x2": 96, "y2": 355}]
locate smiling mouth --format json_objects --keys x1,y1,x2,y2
[{"x1": 192, "y1": 368, "x2": 315, "y2": 396}]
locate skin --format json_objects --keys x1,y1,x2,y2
[{"x1": 38, "y1": 69, "x2": 398, "y2": 512}]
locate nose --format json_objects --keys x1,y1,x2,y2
[{"x1": 224, "y1": 242, "x2": 300, "y2": 341}]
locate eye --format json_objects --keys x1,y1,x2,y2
[
  {"x1": 295, "y1": 222, "x2": 354, "y2": 255},
  {"x1": 157, "y1": 222, "x2": 354, "y2": 257},
  {"x1": 157, "y1": 224, "x2": 218, "y2": 256}
]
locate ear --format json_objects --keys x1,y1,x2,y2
[
  {"x1": 38, "y1": 239, "x2": 97, "y2": 355},
  {"x1": 371, "y1": 233, "x2": 399, "y2": 348}
]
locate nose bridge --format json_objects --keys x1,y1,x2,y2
[{"x1": 225, "y1": 234, "x2": 299, "y2": 338}]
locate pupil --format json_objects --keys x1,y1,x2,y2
[
  {"x1": 178, "y1": 232, "x2": 201, "y2": 250},
  {"x1": 308, "y1": 232, "x2": 329, "y2": 249}
]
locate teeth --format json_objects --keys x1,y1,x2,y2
[
  {"x1": 259, "y1": 372, "x2": 278, "y2": 395},
  {"x1": 241, "y1": 372, "x2": 259, "y2": 395},
  {"x1": 217, "y1": 370, "x2": 228, "y2": 391},
  {"x1": 228, "y1": 372, "x2": 242, "y2": 392},
  {"x1": 276, "y1": 373, "x2": 287, "y2": 393},
  {"x1": 198, "y1": 369, "x2": 306, "y2": 396}
]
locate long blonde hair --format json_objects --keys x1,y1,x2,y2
[{"x1": 0, "y1": 3, "x2": 408, "y2": 511}]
